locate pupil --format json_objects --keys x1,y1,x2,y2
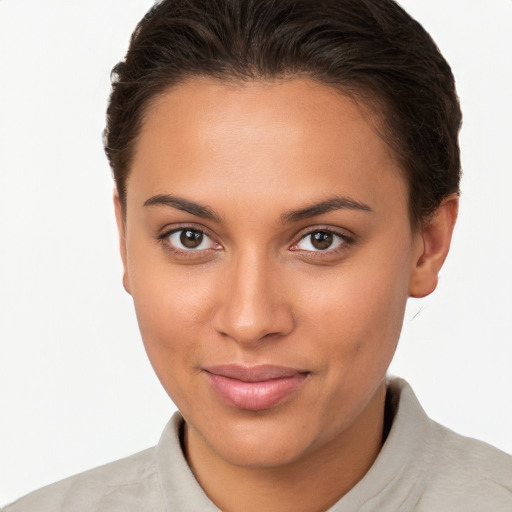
[
  {"x1": 180, "y1": 230, "x2": 203, "y2": 248},
  {"x1": 312, "y1": 231, "x2": 333, "y2": 250}
]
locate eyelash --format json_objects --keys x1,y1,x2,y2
[
  {"x1": 290, "y1": 228, "x2": 355, "y2": 257},
  {"x1": 157, "y1": 225, "x2": 220, "y2": 258},
  {"x1": 157, "y1": 225, "x2": 355, "y2": 258}
]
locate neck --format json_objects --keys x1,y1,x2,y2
[{"x1": 184, "y1": 382, "x2": 387, "y2": 512}]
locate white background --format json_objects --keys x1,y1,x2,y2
[{"x1": 1, "y1": 0, "x2": 511, "y2": 506}]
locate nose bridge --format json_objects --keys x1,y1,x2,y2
[{"x1": 214, "y1": 246, "x2": 293, "y2": 344}]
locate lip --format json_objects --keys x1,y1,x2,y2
[{"x1": 203, "y1": 364, "x2": 309, "y2": 411}]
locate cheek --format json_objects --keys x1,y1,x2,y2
[
  {"x1": 301, "y1": 245, "x2": 411, "y2": 367},
  {"x1": 134, "y1": 274, "x2": 215, "y2": 347},
  {"x1": 132, "y1": 280, "x2": 211, "y2": 408},
  {"x1": 126, "y1": 242, "x2": 218, "y2": 381}
]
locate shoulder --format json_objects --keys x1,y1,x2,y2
[
  {"x1": 2, "y1": 447, "x2": 165, "y2": 512},
  {"x1": 387, "y1": 378, "x2": 512, "y2": 510},
  {"x1": 420, "y1": 421, "x2": 512, "y2": 510}
]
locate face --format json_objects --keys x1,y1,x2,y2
[{"x1": 117, "y1": 78, "x2": 425, "y2": 468}]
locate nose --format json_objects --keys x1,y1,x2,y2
[{"x1": 212, "y1": 250, "x2": 295, "y2": 345}]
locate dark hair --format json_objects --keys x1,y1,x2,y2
[{"x1": 104, "y1": 0, "x2": 462, "y2": 228}]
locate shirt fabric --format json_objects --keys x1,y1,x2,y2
[{"x1": 4, "y1": 378, "x2": 512, "y2": 511}]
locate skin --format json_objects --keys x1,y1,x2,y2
[{"x1": 115, "y1": 78, "x2": 458, "y2": 512}]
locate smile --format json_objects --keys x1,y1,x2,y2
[{"x1": 203, "y1": 365, "x2": 309, "y2": 411}]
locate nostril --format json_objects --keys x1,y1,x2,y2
[
  {"x1": 212, "y1": 304, "x2": 295, "y2": 345},
  {"x1": 211, "y1": 259, "x2": 295, "y2": 344}
]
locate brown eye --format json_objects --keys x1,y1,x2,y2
[
  {"x1": 294, "y1": 230, "x2": 346, "y2": 252},
  {"x1": 180, "y1": 229, "x2": 203, "y2": 248},
  {"x1": 166, "y1": 229, "x2": 217, "y2": 251},
  {"x1": 311, "y1": 231, "x2": 333, "y2": 250}
]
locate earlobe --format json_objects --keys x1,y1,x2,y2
[
  {"x1": 113, "y1": 190, "x2": 132, "y2": 295},
  {"x1": 409, "y1": 193, "x2": 459, "y2": 298}
]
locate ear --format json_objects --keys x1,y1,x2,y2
[
  {"x1": 113, "y1": 189, "x2": 132, "y2": 295},
  {"x1": 409, "y1": 193, "x2": 459, "y2": 298}
]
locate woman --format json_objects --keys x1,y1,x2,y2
[{"x1": 3, "y1": 0, "x2": 511, "y2": 510}]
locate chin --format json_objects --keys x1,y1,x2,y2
[
  {"x1": 214, "y1": 432, "x2": 310, "y2": 469},
  {"x1": 191, "y1": 409, "x2": 320, "y2": 469}
]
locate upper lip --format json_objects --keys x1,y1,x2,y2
[{"x1": 203, "y1": 364, "x2": 309, "y2": 382}]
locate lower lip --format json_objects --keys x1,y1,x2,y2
[{"x1": 205, "y1": 372, "x2": 308, "y2": 411}]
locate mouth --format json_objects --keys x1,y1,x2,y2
[{"x1": 203, "y1": 364, "x2": 310, "y2": 411}]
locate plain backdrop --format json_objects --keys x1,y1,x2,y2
[{"x1": 1, "y1": 0, "x2": 511, "y2": 505}]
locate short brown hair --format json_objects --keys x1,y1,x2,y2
[{"x1": 104, "y1": 0, "x2": 462, "y2": 228}]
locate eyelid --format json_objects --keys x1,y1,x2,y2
[
  {"x1": 289, "y1": 226, "x2": 355, "y2": 253},
  {"x1": 157, "y1": 223, "x2": 222, "y2": 255},
  {"x1": 156, "y1": 223, "x2": 354, "y2": 257}
]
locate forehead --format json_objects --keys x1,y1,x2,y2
[{"x1": 128, "y1": 78, "x2": 407, "y2": 220}]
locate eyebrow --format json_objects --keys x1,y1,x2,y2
[
  {"x1": 143, "y1": 194, "x2": 222, "y2": 222},
  {"x1": 280, "y1": 196, "x2": 373, "y2": 224},
  {"x1": 143, "y1": 193, "x2": 372, "y2": 224}
]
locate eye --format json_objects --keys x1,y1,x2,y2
[
  {"x1": 294, "y1": 230, "x2": 347, "y2": 252},
  {"x1": 166, "y1": 228, "x2": 217, "y2": 251}
]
